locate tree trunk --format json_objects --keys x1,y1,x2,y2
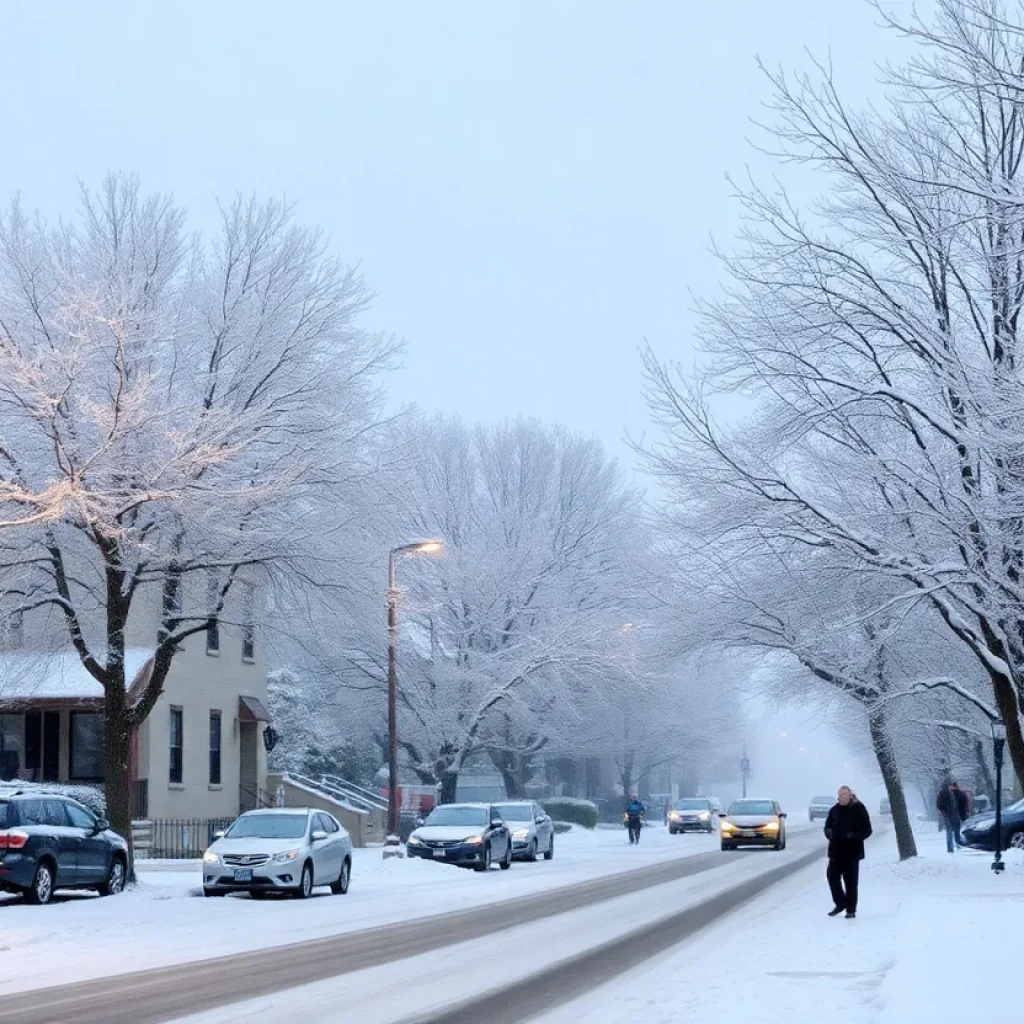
[
  {"x1": 974, "y1": 739, "x2": 996, "y2": 800},
  {"x1": 439, "y1": 770, "x2": 458, "y2": 804},
  {"x1": 104, "y1": 692, "x2": 135, "y2": 882},
  {"x1": 868, "y1": 707, "x2": 917, "y2": 860}
]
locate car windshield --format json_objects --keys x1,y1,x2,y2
[
  {"x1": 226, "y1": 814, "x2": 308, "y2": 839},
  {"x1": 493, "y1": 804, "x2": 532, "y2": 822},
  {"x1": 729, "y1": 801, "x2": 776, "y2": 816},
  {"x1": 676, "y1": 799, "x2": 711, "y2": 811},
  {"x1": 425, "y1": 806, "x2": 489, "y2": 827}
]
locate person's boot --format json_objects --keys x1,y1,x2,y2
[
  {"x1": 845, "y1": 911, "x2": 856, "y2": 919},
  {"x1": 828, "y1": 906, "x2": 845, "y2": 917}
]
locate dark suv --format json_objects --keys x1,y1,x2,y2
[{"x1": 0, "y1": 792, "x2": 129, "y2": 905}]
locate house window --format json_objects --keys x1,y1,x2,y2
[
  {"x1": 209, "y1": 711, "x2": 222, "y2": 786},
  {"x1": 169, "y1": 707, "x2": 183, "y2": 784},
  {"x1": 241, "y1": 583, "x2": 255, "y2": 661},
  {"x1": 0, "y1": 714, "x2": 23, "y2": 781},
  {"x1": 206, "y1": 574, "x2": 220, "y2": 655},
  {"x1": 69, "y1": 713, "x2": 104, "y2": 781}
]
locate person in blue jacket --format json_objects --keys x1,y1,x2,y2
[{"x1": 625, "y1": 794, "x2": 645, "y2": 844}]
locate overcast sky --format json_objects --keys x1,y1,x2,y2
[{"x1": 0, "y1": 1, "x2": 918, "y2": 796}]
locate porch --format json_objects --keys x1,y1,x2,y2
[{"x1": 0, "y1": 705, "x2": 105, "y2": 787}]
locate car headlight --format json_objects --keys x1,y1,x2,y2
[
  {"x1": 271, "y1": 849, "x2": 300, "y2": 864},
  {"x1": 761, "y1": 821, "x2": 780, "y2": 832},
  {"x1": 699, "y1": 811, "x2": 710, "y2": 821},
  {"x1": 202, "y1": 850, "x2": 220, "y2": 865},
  {"x1": 465, "y1": 835, "x2": 484, "y2": 846},
  {"x1": 512, "y1": 828, "x2": 530, "y2": 840},
  {"x1": 407, "y1": 834, "x2": 424, "y2": 846},
  {"x1": 669, "y1": 811, "x2": 681, "y2": 820},
  {"x1": 721, "y1": 820, "x2": 736, "y2": 832}
]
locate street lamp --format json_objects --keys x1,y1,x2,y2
[
  {"x1": 385, "y1": 541, "x2": 443, "y2": 855},
  {"x1": 991, "y1": 718, "x2": 1007, "y2": 875}
]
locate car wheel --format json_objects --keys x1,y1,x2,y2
[
  {"x1": 721, "y1": 842, "x2": 734, "y2": 852},
  {"x1": 98, "y1": 855, "x2": 127, "y2": 897},
  {"x1": 474, "y1": 844, "x2": 492, "y2": 872},
  {"x1": 331, "y1": 858, "x2": 351, "y2": 895},
  {"x1": 294, "y1": 862, "x2": 314, "y2": 898},
  {"x1": 1008, "y1": 830, "x2": 1024, "y2": 851},
  {"x1": 526, "y1": 840, "x2": 538, "y2": 862},
  {"x1": 25, "y1": 861, "x2": 55, "y2": 905},
  {"x1": 500, "y1": 842, "x2": 512, "y2": 870},
  {"x1": 203, "y1": 888, "x2": 226, "y2": 898}
]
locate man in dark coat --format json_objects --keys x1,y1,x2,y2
[
  {"x1": 937, "y1": 780, "x2": 968, "y2": 852},
  {"x1": 824, "y1": 785, "x2": 873, "y2": 919}
]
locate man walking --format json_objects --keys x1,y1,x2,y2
[
  {"x1": 937, "y1": 780, "x2": 968, "y2": 853},
  {"x1": 824, "y1": 786, "x2": 873, "y2": 920}
]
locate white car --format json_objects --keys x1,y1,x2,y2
[
  {"x1": 202, "y1": 807, "x2": 352, "y2": 899},
  {"x1": 493, "y1": 801, "x2": 555, "y2": 861}
]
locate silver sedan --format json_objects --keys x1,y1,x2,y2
[
  {"x1": 202, "y1": 807, "x2": 352, "y2": 899},
  {"x1": 494, "y1": 801, "x2": 554, "y2": 861}
]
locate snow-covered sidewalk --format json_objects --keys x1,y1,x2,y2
[
  {"x1": 539, "y1": 827, "x2": 1023, "y2": 1024},
  {"x1": 0, "y1": 824, "x2": 723, "y2": 995}
]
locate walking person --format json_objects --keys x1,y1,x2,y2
[
  {"x1": 824, "y1": 786, "x2": 873, "y2": 920},
  {"x1": 937, "y1": 779, "x2": 967, "y2": 852},
  {"x1": 625, "y1": 793, "x2": 645, "y2": 844}
]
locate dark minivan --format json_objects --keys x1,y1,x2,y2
[{"x1": 0, "y1": 792, "x2": 129, "y2": 904}]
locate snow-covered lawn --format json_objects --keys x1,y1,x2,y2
[
  {"x1": 539, "y1": 827, "x2": 1024, "y2": 1024},
  {"x1": 0, "y1": 823, "x2": 722, "y2": 995}
]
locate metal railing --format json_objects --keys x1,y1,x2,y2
[
  {"x1": 145, "y1": 818, "x2": 235, "y2": 859},
  {"x1": 285, "y1": 772, "x2": 387, "y2": 814},
  {"x1": 240, "y1": 783, "x2": 275, "y2": 810},
  {"x1": 131, "y1": 780, "x2": 149, "y2": 819}
]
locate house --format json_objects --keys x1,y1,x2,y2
[{"x1": 0, "y1": 579, "x2": 273, "y2": 823}]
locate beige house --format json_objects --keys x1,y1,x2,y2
[{"x1": 0, "y1": 579, "x2": 272, "y2": 823}]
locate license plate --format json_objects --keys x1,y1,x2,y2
[
  {"x1": 742, "y1": 831, "x2": 757, "y2": 838},
  {"x1": 233, "y1": 868, "x2": 253, "y2": 882}
]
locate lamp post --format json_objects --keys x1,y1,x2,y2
[
  {"x1": 385, "y1": 541, "x2": 442, "y2": 855},
  {"x1": 991, "y1": 718, "x2": 1007, "y2": 875}
]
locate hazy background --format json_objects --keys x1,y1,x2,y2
[{"x1": 0, "y1": 0, "x2": 918, "y2": 809}]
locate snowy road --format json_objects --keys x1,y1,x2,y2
[{"x1": 0, "y1": 824, "x2": 825, "y2": 1023}]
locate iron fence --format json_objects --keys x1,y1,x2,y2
[{"x1": 145, "y1": 818, "x2": 235, "y2": 859}]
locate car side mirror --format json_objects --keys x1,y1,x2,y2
[
  {"x1": 311, "y1": 830, "x2": 329, "y2": 842},
  {"x1": 536, "y1": 816, "x2": 545, "y2": 824},
  {"x1": 491, "y1": 820, "x2": 503, "y2": 829},
  {"x1": 94, "y1": 818, "x2": 110, "y2": 832},
  {"x1": 213, "y1": 830, "x2": 226, "y2": 840},
  {"x1": 779, "y1": 812, "x2": 788, "y2": 819},
  {"x1": 415, "y1": 817, "x2": 425, "y2": 828}
]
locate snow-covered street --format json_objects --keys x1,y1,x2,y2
[{"x1": 0, "y1": 825, "x2": 723, "y2": 995}]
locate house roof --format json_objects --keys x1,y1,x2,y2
[{"x1": 0, "y1": 649, "x2": 154, "y2": 704}]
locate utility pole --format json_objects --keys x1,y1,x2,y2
[{"x1": 740, "y1": 745, "x2": 751, "y2": 799}]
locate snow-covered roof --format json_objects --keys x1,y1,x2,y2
[{"x1": 0, "y1": 649, "x2": 153, "y2": 701}]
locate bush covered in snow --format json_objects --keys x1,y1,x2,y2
[
  {"x1": 540, "y1": 798, "x2": 598, "y2": 830},
  {"x1": 0, "y1": 781, "x2": 106, "y2": 815}
]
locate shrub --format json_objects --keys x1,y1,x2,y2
[
  {"x1": 553, "y1": 821, "x2": 574, "y2": 834},
  {"x1": 540, "y1": 797, "x2": 598, "y2": 830}
]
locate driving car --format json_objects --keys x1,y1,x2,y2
[
  {"x1": 0, "y1": 790, "x2": 128, "y2": 905},
  {"x1": 808, "y1": 795, "x2": 833, "y2": 822},
  {"x1": 202, "y1": 807, "x2": 352, "y2": 899},
  {"x1": 668, "y1": 797, "x2": 717, "y2": 834},
  {"x1": 406, "y1": 803, "x2": 513, "y2": 871},
  {"x1": 493, "y1": 801, "x2": 554, "y2": 861},
  {"x1": 961, "y1": 798, "x2": 1024, "y2": 853},
  {"x1": 720, "y1": 798, "x2": 788, "y2": 851}
]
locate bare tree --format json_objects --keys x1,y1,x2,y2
[{"x1": 0, "y1": 174, "x2": 397, "y2": 859}]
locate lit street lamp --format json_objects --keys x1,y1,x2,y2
[
  {"x1": 385, "y1": 541, "x2": 442, "y2": 856},
  {"x1": 991, "y1": 718, "x2": 1007, "y2": 875}
]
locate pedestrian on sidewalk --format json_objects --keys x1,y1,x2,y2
[
  {"x1": 824, "y1": 785, "x2": 873, "y2": 920},
  {"x1": 937, "y1": 779, "x2": 968, "y2": 853}
]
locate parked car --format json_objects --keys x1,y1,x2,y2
[
  {"x1": 202, "y1": 807, "x2": 352, "y2": 899},
  {"x1": 808, "y1": 795, "x2": 833, "y2": 822},
  {"x1": 720, "y1": 798, "x2": 788, "y2": 851},
  {"x1": 406, "y1": 803, "x2": 513, "y2": 871},
  {"x1": 961, "y1": 798, "x2": 1024, "y2": 853},
  {"x1": 0, "y1": 790, "x2": 128, "y2": 905},
  {"x1": 668, "y1": 797, "x2": 717, "y2": 834},
  {"x1": 493, "y1": 801, "x2": 554, "y2": 861}
]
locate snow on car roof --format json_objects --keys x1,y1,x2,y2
[
  {"x1": 240, "y1": 807, "x2": 310, "y2": 815},
  {"x1": 0, "y1": 648, "x2": 154, "y2": 701}
]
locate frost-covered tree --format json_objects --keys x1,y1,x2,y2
[
  {"x1": 0, "y1": 174, "x2": 396, "y2": 854},
  {"x1": 643, "y1": 0, "x2": 1024, "y2": 790}
]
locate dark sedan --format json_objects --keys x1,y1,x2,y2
[
  {"x1": 406, "y1": 803, "x2": 513, "y2": 871},
  {"x1": 0, "y1": 791, "x2": 128, "y2": 904},
  {"x1": 961, "y1": 798, "x2": 1024, "y2": 852}
]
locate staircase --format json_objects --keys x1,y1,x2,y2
[{"x1": 266, "y1": 772, "x2": 387, "y2": 847}]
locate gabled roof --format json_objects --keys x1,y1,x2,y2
[{"x1": 0, "y1": 649, "x2": 154, "y2": 705}]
